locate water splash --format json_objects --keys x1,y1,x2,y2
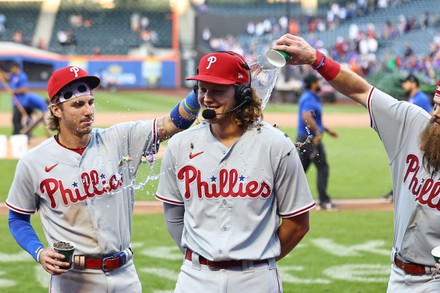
[
  {"x1": 247, "y1": 54, "x2": 281, "y2": 110},
  {"x1": 295, "y1": 126, "x2": 314, "y2": 149}
]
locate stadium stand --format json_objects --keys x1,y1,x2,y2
[
  {"x1": 49, "y1": 9, "x2": 172, "y2": 55},
  {"x1": 0, "y1": 2, "x2": 41, "y2": 45}
]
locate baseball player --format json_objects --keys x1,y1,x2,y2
[
  {"x1": 156, "y1": 51, "x2": 315, "y2": 293},
  {"x1": 6, "y1": 65, "x2": 200, "y2": 293},
  {"x1": 381, "y1": 73, "x2": 432, "y2": 201},
  {"x1": 272, "y1": 33, "x2": 440, "y2": 292}
]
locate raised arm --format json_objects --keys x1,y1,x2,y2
[
  {"x1": 272, "y1": 34, "x2": 372, "y2": 108},
  {"x1": 156, "y1": 90, "x2": 200, "y2": 141}
]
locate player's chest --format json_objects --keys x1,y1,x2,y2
[{"x1": 36, "y1": 152, "x2": 129, "y2": 207}]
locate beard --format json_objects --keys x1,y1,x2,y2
[{"x1": 419, "y1": 118, "x2": 440, "y2": 174}]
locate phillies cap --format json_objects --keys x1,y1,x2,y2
[
  {"x1": 47, "y1": 66, "x2": 100, "y2": 101},
  {"x1": 400, "y1": 74, "x2": 419, "y2": 86},
  {"x1": 186, "y1": 51, "x2": 250, "y2": 85}
]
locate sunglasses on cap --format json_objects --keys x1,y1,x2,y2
[{"x1": 55, "y1": 81, "x2": 93, "y2": 104}]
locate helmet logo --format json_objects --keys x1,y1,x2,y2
[
  {"x1": 206, "y1": 56, "x2": 217, "y2": 69},
  {"x1": 70, "y1": 66, "x2": 80, "y2": 77}
]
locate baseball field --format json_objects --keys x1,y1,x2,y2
[{"x1": 0, "y1": 90, "x2": 394, "y2": 292}]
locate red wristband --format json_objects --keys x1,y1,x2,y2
[
  {"x1": 312, "y1": 50, "x2": 324, "y2": 69},
  {"x1": 311, "y1": 50, "x2": 341, "y2": 81}
]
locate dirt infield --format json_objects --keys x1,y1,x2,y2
[{"x1": 0, "y1": 111, "x2": 370, "y2": 128}]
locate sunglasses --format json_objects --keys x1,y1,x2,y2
[{"x1": 55, "y1": 81, "x2": 93, "y2": 104}]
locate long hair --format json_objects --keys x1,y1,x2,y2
[{"x1": 231, "y1": 86, "x2": 262, "y2": 127}]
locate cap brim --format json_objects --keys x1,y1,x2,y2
[
  {"x1": 79, "y1": 76, "x2": 101, "y2": 90},
  {"x1": 186, "y1": 74, "x2": 236, "y2": 85}
]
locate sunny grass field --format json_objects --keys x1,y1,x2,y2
[{"x1": 0, "y1": 211, "x2": 393, "y2": 293}]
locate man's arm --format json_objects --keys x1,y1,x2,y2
[
  {"x1": 276, "y1": 212, "x2": 310, "y2": 261},
  {"x1": 302, "y1": 111, "x2": 323, "y2": 144},
  {"x1": 156, "y1": 90, "x2": 200, "y2": 141},
  {"x1": 273, "y1": 34, "x2": 372, "y2": 107},
  {"x1": 163, "y1": 203, "x2": 185, "y2": 253},
  {"x1": 8, "y1": 210, "x2": 69, "y2": 275}
]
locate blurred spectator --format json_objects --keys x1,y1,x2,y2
[
  {"x1": 84, "y1": 18, "x2": 93, "y2": 28},
  {"x1": 0, "y1": 14, "x2": 5, "y2": 36},
  {"x1": 69, "y1": 13, "x2": 83, "y2": 27},
  {"x1": 246, "y1": 21, "x2": 255, "y2": 35},
  {"x1": 202, "y1": 27, "x2": 211, "y2": 41},
  {"x1": 288, "y1": 19, "x2": 299, "y2": 35},
  {"x1": 403, "y1": 43, "x2": 414, "y2": 58},
  {"x1": 421, "y1": 11, "x2": 430, "y2": 29},
  {"x1": 334, "y1": 36, "x2": 349, "y2": 57},
  {"x1": 130, "y1": 12, "x2": 140, "y2": 31},
  {"x1": 12, "y1": 29, "x2": 23, "y2": 44},
  {"x1": 140, "y1": 16, "x2": 149, "y2": 30},
  {"x1": 57, "y1": 29, "x2": 77, "y2": 47},
  {"x1": 92, "y1": 47, "x2": 102, "y2": 55},
  {"x1": 348, "y1": 23, "x2": 359, "y2": 41}
]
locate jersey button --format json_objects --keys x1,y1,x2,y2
[
  {"x1": 218, "y1": 249, "x2": 222, "y2": 254},
  {"x1": 223, "y1": 226, "x2": 229, "y2": 231}
]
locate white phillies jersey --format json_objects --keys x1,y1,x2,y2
[
  {"x1": 368, "y1": 88, "x2": 439, "y2": 266},
  {"x1": 156, "y1": 121, "x2": 315, "y2": 261},
  {"x1": 6, "y1": 120, "x2": 158, "y2": 256}
]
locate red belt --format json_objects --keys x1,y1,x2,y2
[
  {"x1": 74, "y1": 248, "x2": 133, "y2": 272},
  {"x1": 393, "y1": 255, "x2": 431, "y2": 275},
  {"x1": 84, "y1": 255, "x2": 122, "y2": 271},
  {"x1": 185, "y1": 249, "x2": 268, "y2": 269}
]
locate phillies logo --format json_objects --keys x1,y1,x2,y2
[
  {"x1": 404, "y1": 154, "x2": 440, "y2": 209},
  {"x1": 177, "y1": 165, "x2": 271, "y2": 199},
  {"x1": 40, "y1": 169, "x2": 123, "y2": 209},
  {"x1": 206, "y1": 56, "x2": 217, "y2": 69},
  {"x1": 70, "y1": 66, "x2": 80, "y2": 77}
]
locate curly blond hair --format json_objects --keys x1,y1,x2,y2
[{"x1": 231, "y1": 86, "x2": 262, "y2": 127}]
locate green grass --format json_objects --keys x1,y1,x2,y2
[
  {"x1": 282, "y1": 127, "x2": 391, "y2": 199},
  {"x1": 0, "y1": 211, "x2": 393, "y2": 293}
]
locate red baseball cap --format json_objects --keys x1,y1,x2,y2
[
  {"x1": 47, "y1": 66, "x2": 100, "y2": 101},
  {"x1": 186, "y1": 51, "x2": 250, "y2": 85}
]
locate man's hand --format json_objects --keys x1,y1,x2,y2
[
  {"x1": 312, "y1": 131, "x2": 322, "y2": 145},
  {"x1": 325, "y1": 128, "x2": 338, "y2": 138},
  {"x1": 38, "y1": 248, "x2": 70, "y2": 275}
]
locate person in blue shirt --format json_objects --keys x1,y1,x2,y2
[
  {"x1": 401, "y1": 74, "x2": 432, "y2": 113},
  {"x1": 296, "y1": 73, "x2": 339, "y2": 210},
  {"x1": 1, "y1": 61, "x2": 31, "y2": 134},
  {"x1": 0, "y1": 62, "x2": 48, "y2": 136},
  {"x1": 19, "y1": 93, "x2": 49, "y2": 137}
]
